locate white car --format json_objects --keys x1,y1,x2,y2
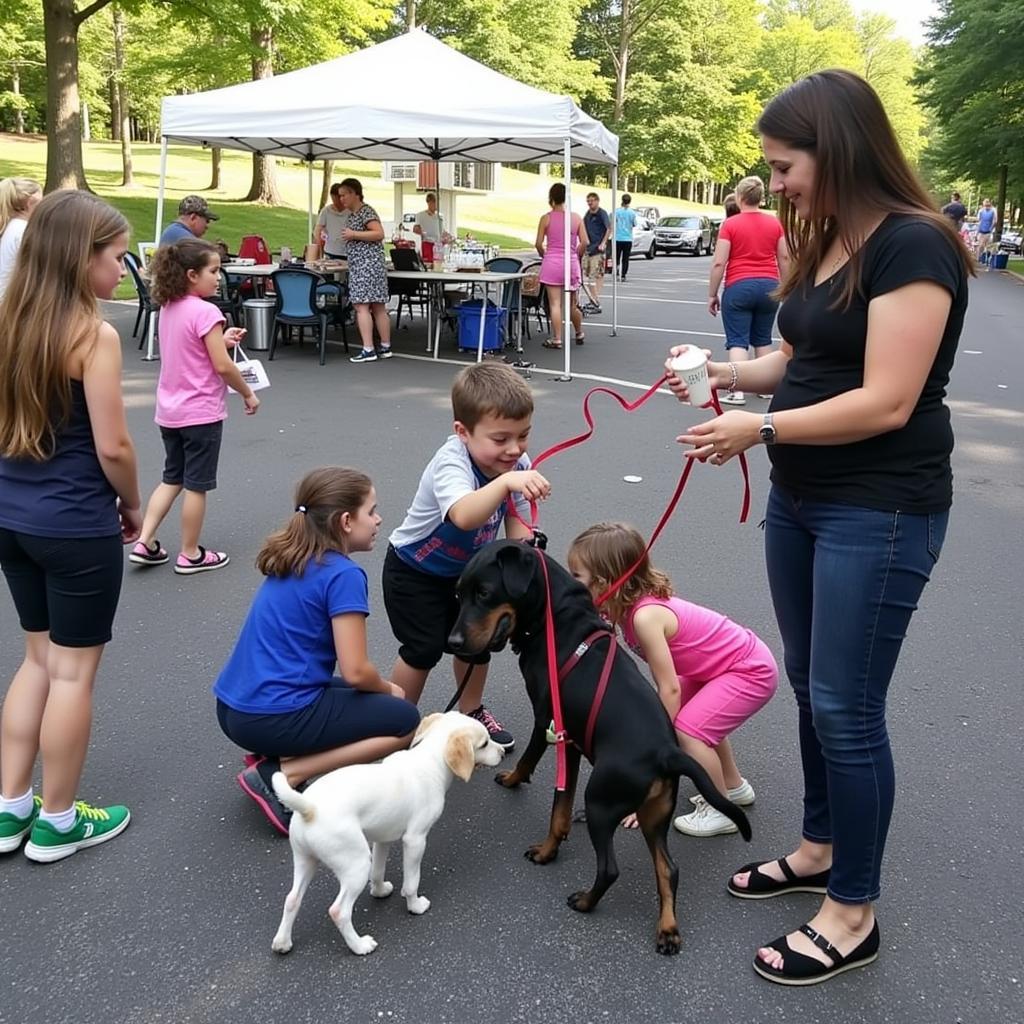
[{"x1": 627, "y1": 216, "x2": 656, "y2": 259}]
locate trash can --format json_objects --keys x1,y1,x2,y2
[
  {"x1": 456, "y1": 300, "x2": 503, "y2": 352},
  {"x1": 243, "y1": 298, "x2": 276, "y2": 351},
  {"x1": 991, "y1": 252, "x2": 1009, "y2": 270}
]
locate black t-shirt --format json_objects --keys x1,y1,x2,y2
[
  {"x1": 583, "y1": 208, "x2": 610, "y2": 254},
  {"x1": 770, "y1": 215, "x2": 968, "y2": 513}
]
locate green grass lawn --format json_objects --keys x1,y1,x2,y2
[
  {"x1": 1, "y1": 132, "x2": 721, "y2": 298},
  {"x1": 1008, "y1": 256, "x2": 1024, "y2": 275}
]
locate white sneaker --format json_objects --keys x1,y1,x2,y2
[
  {"x1": 721, "y1": 391, "x2": 746, "y2": 405},
  {"x1": 690, "y1": 777, "x2": 755, "y2": 807},
  {"x1": 673, "y1": 797, "x2": 738, "y2": 837}
]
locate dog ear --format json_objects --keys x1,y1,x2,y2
[
  {"x1": 412, "y1": 712, "x2": 444, "y2": 747},
  {"x1": 497, "y1": 543, "x2": 536, "y2": 602},
  {"x1": 444, "y1": 729, "x2": 476, "y2": 782}
]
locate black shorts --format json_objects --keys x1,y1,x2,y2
[
  {"x1": 160, "y1": 421, "x2": 223, "y2": 492},
  {"x1": 382, "y1": 545, "x2": 490, "y2": 671},
  {"x1": 216, "y1": 679, "x2": 420, "y2": 757},
  {"x1": 0, "y1": 528, "x2": 124, "y2": 647}
]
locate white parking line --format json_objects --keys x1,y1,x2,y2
[{"x1": 587, "y1": 321, "x2": 783, "y2": 342}]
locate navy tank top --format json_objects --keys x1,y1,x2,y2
[{"x1": 0, "y1": 379, "x2": 120, "y2": 538}]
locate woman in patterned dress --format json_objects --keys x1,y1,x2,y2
[{"x1": 339, "y1": 178, "x2": 392, "y2": 363}]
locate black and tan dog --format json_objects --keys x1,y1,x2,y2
[{"x1": 447, "y1": 539, "x2": 751, "y2": 955}]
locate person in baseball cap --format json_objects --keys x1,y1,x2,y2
[{"x1": 159, "y1": 195, "x2": 219, "y2": 247}]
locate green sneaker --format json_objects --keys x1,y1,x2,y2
[
  {"x1": 24, "y1": 801, "x2": 131, "y2": 863},
  {"x1": 0, "y1": 796, "x2": 42, "y2": 853}
]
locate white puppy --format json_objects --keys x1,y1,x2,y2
[{"x1": 270, "y1": 711, "x2": 503, "y2": 956}]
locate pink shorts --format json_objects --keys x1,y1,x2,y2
[{"x1": 673, "y1": 636, "x2": 778, "y2": 746}]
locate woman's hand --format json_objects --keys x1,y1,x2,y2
[
  {"x1": 118, "y1": 501, "x2": 142, "y2": 544},
  {"x1": 223, "y1": 326, "x2": 247, "y2": 348},
  {"x1": 707, "y1": 294, "x2": 720, "y2": 317},
  {"x1": 677, "y1": 410, "x2": 761, "y2": 465},
  {"x1": 342, "y1": 227, "x2": 357, "y2": 241},
  {"x1": 663, "y1": 345, "x2": 730, "y2": 403}
]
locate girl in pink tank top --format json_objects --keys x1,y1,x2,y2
[{"x1": 568, "y1": 522, "x2": 778, "y2": 836}]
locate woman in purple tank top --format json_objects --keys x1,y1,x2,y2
[{"x1": 535, "y1": 182, "x2": 586, "y2": 349}]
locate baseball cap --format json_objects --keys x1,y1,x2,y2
[{"x1": 178, "y1": 195, "x2": 219, "y2": 221}]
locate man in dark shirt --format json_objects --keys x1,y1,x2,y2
[
  {"x1": 581, "y1": 192, "x2": 611, "y2": 312},
  {"x1": 941, "y1": 192, "x2": 966, "y2": 230}
]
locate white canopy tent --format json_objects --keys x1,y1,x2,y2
[{"x1": 154, "y1": 30, "x2": 620, "y2": 373}]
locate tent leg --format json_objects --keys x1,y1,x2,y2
[
  {"x1": 307, "y1": 161, "x2": 314, "y2": 244},
  {"x1": 143, "y1": 136, "x2": 169, "y2": 362},
  {"x1": 555, "y1": 137, "x2": 572, "y2": 382},
  {"x1": 611, "y1": 165, "x2": 618, "y2": 337}
]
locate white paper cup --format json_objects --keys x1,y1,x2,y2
[{"x1": 671, "y1": 347, "x2": 711, "y2": 406}]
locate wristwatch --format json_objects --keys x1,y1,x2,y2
[{"x1": 759, "y1": 413, "x2": 777, "y2": 446}]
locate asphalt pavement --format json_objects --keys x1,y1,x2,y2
[{"x1": 2, "y1": 254, "x2": 1022, "y2": 1024}]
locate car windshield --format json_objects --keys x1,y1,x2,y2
[{"x1": 659, "y1": 217, "x2": 701, "y2": 229}]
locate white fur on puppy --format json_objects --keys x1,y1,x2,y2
[{"x1": 270, "y1": 711, "x2": 503, "y2": 956}]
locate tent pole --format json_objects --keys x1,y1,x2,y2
[
  {"x1": 143, "y1": 136, "x2": 169, "y2": 362},
  {"x1": 307, "y1": 159, "x2": 314, "y2": 243},
  {"x1": 557, "y1": 137, "x2": 572, "y2": 382},
  {"x1": 611, "y1": 164, "x2": 618, "y2": 337}
]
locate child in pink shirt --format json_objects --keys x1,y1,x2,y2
[
  {"x1": 568, "y1": 522, "x2": 777, "y2": 837},
  {"x1": 130, "y1": 238, "x2": 259, "y2": 575}
]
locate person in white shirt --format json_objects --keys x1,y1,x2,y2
[
  {"x1": 314, "y1": 183, "x2": 351, "y2": 258},
  {"x1": 0, "y1": 178, "x2": 42, "y2": 301},
  {"x1": 412, "y1": 193, "x2": 444, "y2": 247}
]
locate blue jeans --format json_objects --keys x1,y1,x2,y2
[
  {"x1": 764, "y1": 485, "x2": 948, "y2": 904},
  {"x1": 721, "y1": 277, "x2": 779, "y2": 350}
]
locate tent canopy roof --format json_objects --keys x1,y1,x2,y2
[{"x1": 160, "y1": 31, "x2": 618, "y2": 166}]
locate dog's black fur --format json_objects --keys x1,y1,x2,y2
[{"x1": 448, "y1": 540, "x2": 751, "y2": 955}]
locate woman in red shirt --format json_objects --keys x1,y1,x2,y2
[{"x1": 707, "y1": 176, "x2": 790, "y2": 404}]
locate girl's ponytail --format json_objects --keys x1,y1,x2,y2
[{"x1": 256, "y1": 468, "x2": 373, "y2": 578}]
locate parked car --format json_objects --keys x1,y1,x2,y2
[
  {"x1": 707, "y1": 214, "x2": 725, "y2": 252},
  {"x1": 630, "y1": 216, "x2": 656, "y2": 259},
  {"x1": 633, "y1": 205, "x2": 660, "y2": 224},
  {"x1": 652, "y1": 215, "x2": 713, "y2": 257},
  {"x1": 998, "y1": 229, "x2": 1022, "y2": 255}
]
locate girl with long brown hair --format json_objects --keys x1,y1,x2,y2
[
  {"x1": 214, "y1": 468, "x2": 418, "y2": 835},
  {"x1": 0, "y1": 190, "x2": 141, "y2": 862},
  {"x1": 667, "y1": 69, "x2": 971, "y2": 985},
  {"x1": 0, "y1": 177, "x2": 42, "y2": 300},
  {"x1": 567, "y1": 522, "x2": 777, "y2": 834}
]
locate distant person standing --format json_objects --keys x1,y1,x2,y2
[
  {"x1": 723, "y1": 192, "x2": 741, "y2": 218},
  {"x1": 536, "y1": 182, "x2": 586, "y2": 348},
  {"x1": 941, "y1": 192, "x2": 966, "y2": 230},
  {"x1": 0, "y1": 178, "x2": 42, "y2": 301},
  {"x1": 314, "y1": 183, "x2": 351, "y2": 259},
  {"x1": 707, "y1": 176, "x2": 789, "y2": 405},
  {"x1": 581, "y1": 192, "x2": 611, "y2": 312},
  {"x1": 159, "y1": 195, "x2": 219, "y2": 247},
  {"x1": 614, "y1": 194, "x2": 637, "y2": 282},
  {"x1": 974, "y1": 198, "x2": 996, "y2": 258},
  {"x1": 412, "y1": 192, "x2": 444, "y2": 261}
]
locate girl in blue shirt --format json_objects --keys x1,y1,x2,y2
[{"x1": 215, "y1": 467, "x2": 419, "y2": 834}]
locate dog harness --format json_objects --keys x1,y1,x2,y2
[{"x1": 557, "y1": 628, "x2": 617, "y2": 760}]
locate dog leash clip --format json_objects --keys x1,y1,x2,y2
[{"x1": 527, "y1": 528, "x2": 547, "y2": 550}]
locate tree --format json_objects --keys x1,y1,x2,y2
[
  {"x1": 0, "y1": 1, "x2": 45, "y2": 134},
  {"x1": 112, "y1": 4, "x2": 132, "y2": 185},
  {"x1": 42, "y1": 0, "x2": 117, "y2": 192}
]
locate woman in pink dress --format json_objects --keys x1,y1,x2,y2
[{"x1": 535, "y1": 182, "x2": 586, "y2": 349}]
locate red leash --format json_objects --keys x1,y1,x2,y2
[{"x1": 505, "y1": 375, "x2": 752, "y2": 790}]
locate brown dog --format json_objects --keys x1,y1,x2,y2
[{"x1": 448, "y1": 540, "x2": 750, "y2": 955}]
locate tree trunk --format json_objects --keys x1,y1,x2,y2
[
  {"x1": 994, "y1": 163, "x2": 1008, "y2": 238},
  {"x1": 613, "y1": 0, "x2": 631, "y2": 122},
  {"x1": 207, "y1": 147, "x2": 222, "y2": 190},
  {"x1": 243, "y1": 24, "x2": 283, "y2": 205},
  {"x1": 406, "y1": 0, "x2": 416, "y2": 29},
  {"x1": 109, "y1": 69, "x2": 119, "y2": 140},
  {"x1": 12, "y1": 70, "x2": 24, "y2": 134},
  {"x1": 43, "y1": 0, "x2": 114, "y2": 192},
  {"x1": 113, "y1": 6, "x2": 132, "y2": 185},
  {"x1": 319, "y1": 159, "x2": 333, "y2": 209}
]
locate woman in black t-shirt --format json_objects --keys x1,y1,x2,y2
[{"x1": 666, "y1": 71, "x2": 972, "y2": 987}]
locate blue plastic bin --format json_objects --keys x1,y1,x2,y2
[
  {"x1": 991, "y1": 252, "x2": 1009, "y2": 270},
  {"x1": 457, "y1": 300, "x2": 503, "y2": 351}
]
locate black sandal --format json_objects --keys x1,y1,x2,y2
[
  {"x1": 727, "y1": 857, "x2": 830, "y2": 900},
  {"x1": 752, "y1": 920, "x2": 880, "y2": 986}
]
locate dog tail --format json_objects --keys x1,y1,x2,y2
[
  {"x1": 272, "y1": 772, "x2": 315, "y2": 824},
  {"x1": 665, "y1": 748, "x2": 751, "y2": 841}
]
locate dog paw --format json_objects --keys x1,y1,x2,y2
[
  {"x1": 271, "y1": 934, "x2": 293, "y2": 954},
  {"x1": 524, "y1": 842, "x2": 557, "y2": 864},
  {"x1": 370, "y1": 880, "x2": 394, "y2": 899},
  {"x1": 656, "y1": 927, "x2": 682, "y2": 956},
  {"x1": 405, "y1": 895, "x2": 430, "y2": 915},
  {"x1": 567, "y1": 890, "x2": 595, "y2": 913},
  {"x1": 349, "y1": 935, "x2": 378, "y2": 956},
  {"x1": 494, "y1": 770, "x2": 522, "y2": 789}
]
